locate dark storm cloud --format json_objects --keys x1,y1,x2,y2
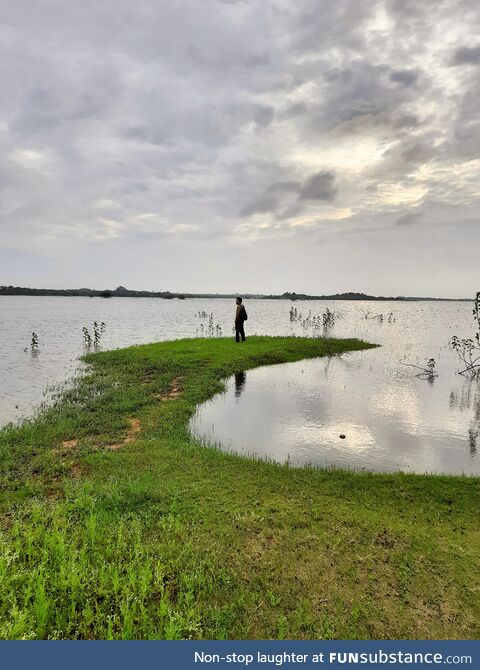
[
  {"x1": 294, "y1": 58, "x2": 426, "y2": 145},
  {"x1": 239, "y1": 180, "x2": 301, "y2": 217},
  {"x1": 389, "y1": 70, "x2": 419, "y2": 86},
  {"x1": 299, "y1": 171, "x2": 337, "y2": 201},
  {"x1": 399, "y1": 142, "x2": 435, "y2": 164},
  {"x1": 240, "y1": 171, "x2": 336, "y2": 217},
  {"x1": 451, "y1": 45, "x2": 480, "y2": 66},
  {"x1": 0, "y1": 0, "x2": 479, "y2": 296},
  {"x1": 445, "y1": 53, "x2": 480, "y2": 160}
]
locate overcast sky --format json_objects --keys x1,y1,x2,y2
[{"x1": 1, "y1": 0, "x2": 479, "y2": 296}]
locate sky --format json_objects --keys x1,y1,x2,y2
[{"x1": 1, "y1": 0, "x2": 479, "y2": 297}]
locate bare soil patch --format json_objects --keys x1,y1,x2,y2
[{"x1": 106, "y1": 417, "x2": 141, "y2": 450}]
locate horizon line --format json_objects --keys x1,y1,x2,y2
[{"x1": 0, "y1": 285, "x2": 472, "y2": 302}]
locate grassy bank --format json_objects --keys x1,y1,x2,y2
[{"x1": 0, "y1": 336, "x2": 479, "y2": 640}]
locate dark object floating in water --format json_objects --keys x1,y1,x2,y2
[{"x1": 339, "y1": 434, "x2": 346, "y2": 439}]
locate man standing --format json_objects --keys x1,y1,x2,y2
[{"x1": 234, "y1": 297, "x2": 247, "y2": 342}]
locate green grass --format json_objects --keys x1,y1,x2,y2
[{"x1": 0, "y1": 335, "x2": 479, "y2": 640}]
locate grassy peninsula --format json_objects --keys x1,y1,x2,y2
[{"x1": 0, "y1": 336, "x2": 479, "y2": 639}]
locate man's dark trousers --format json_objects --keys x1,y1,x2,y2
[{"x1": 235, "y1": 322, "x2": 246, "y2": 342}]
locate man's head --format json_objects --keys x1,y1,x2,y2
[{"x1": 236, "y1": 297, "x2": 242, "y2": 305}]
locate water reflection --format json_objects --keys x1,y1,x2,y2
[
  {"x1": 468, "y1": 428, "x2": 477, "y2": 456},
  {"x1": 449, "y1": 379, "x2": 478, "y2": 411},
  {"x1": 234, "y1": 371, "x2": 246, "y2": 398},
  {"x1": 191, "y1": 353, "x2": 480, "y2": 476},
  {"x1": 448, "y1": 378, "x2": 480, "y2": 456}
]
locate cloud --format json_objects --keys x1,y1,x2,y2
[
  {"x1": 451, "y1": 45, "x2": 480, "y2": 66},
  {"x1": 240, "y1": 171, "x2": 337, "y2": 218},
  {"x1": 389, "y1": 69, "x2": 419, "y2": 86},
  {"x1": 239, "y1": 180, "x2": 301, "y2": 217},
  {"x1": 399, "y1": 142, "x2": 435, "y2": 164},
  {"x1": 395, "y1": 210, "x2": 423, "y2": 226},
  {"x1": 0, "y1": 0, "x2": 479, "y2": 296},
  {"x1": 278, "y1": 101, "x2": 308, "y2": 120},
  {"x1": 299, "y1": 171, "x2": 337, "y2": 201}
]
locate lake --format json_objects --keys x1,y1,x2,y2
[
  {"x1": 1, "y1": 296, "x2": 479, "y2": 475},
  {"x1": 188, "y1": 299, "x2": 479, "y2": 475}
]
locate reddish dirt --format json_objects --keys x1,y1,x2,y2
[
  {"x1": 106, "y1": 417, "x2": 141, "y2": 450},
  {"x1": 153, "y1": 377, "x2": 183, "y2": 400},
  {"x1": 61, "y1": 438, "x2": 78, "y2": 449}
]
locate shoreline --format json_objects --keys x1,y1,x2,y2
[{"x1": 0, "y1": 290, "x2": 472, "y2": 302}]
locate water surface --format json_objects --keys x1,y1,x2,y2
[
  {"x1": 190, "y1": 301, "x2": 480, "y2": 475},
  {"x1": 2, "y1": 296, "x2": 479, "y2": 476}
]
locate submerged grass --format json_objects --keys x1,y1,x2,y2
[{"x1": 0, "y1": 335, "x2": 479, "y2": 640}]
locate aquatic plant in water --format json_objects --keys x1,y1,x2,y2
[
  {"x1": 93, "y1": 321, "x2": 106, "y2": 346},
  {"x1": 195, "y1": 313, "x2": 223, "y2": 337},
  {"x1": 322, "y1": 307, "x2": 335, "y2": 329},
  {"x1": 361, "y1": 309, "x2": 395, "y2": 323},
  {"x1": 451, "y1": 291, "x2": 480, "y2": 378},
  {"x1": 83, "y1": 322, "x2": 106, "y2": 349},
  {"x1": 23, "y1": 331, "x2": 40, "y2": 355},
  {"x1": 82, "y1": 327, "x2": 92, "y2": 348},
  {"x1": 30, "y1": 332, "x2": 39, "y2": 353},
  {"x1": 289, "y1": 307, "x2": 336, "y2": 333},
  {"x1": 401, "y1": 358, "x2": 438, "y2": 381}
]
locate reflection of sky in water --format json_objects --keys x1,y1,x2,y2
[{"x1": 191, "y1": 302, "x2": 480, "y2": 474}]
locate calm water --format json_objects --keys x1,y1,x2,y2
[
  {"x1": 189, "y1": 300, "x2": 480, "y2": 475},
  {"x1": 1, "y1": 296, "x2": 479, "y2": 475}
]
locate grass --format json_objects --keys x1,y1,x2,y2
[{"x1": 0, "y1": 335, "x2": 479, "y2": 640}]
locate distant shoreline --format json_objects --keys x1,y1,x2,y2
[{"x1": 0, "y1": 285, "x2": 471, "y2": 301}]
